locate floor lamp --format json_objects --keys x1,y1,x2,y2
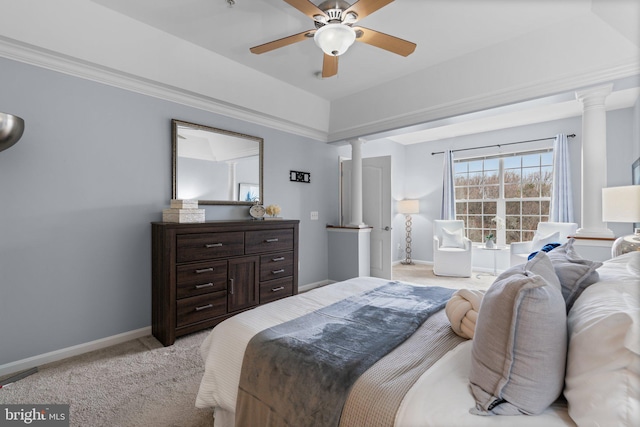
[
  {"x1": 602, "y1": 185, "x2": 640, "y2": 257},
  {"x1": 398, "y1": 199, "x2": 419, "y2": 265}
]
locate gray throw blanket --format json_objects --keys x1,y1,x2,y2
[{"x1": 235, "y1": 282, "x2": 455, "y2": 427}]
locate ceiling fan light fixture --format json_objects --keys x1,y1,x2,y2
[{"x1": 313, "y1": 23, "x2": 356, "y2": 56}]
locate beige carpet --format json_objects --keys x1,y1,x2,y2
[
  {"x1": 0, "y1": 330, "x2": 215, "y2": 427},
  {"x1": 0, "y1": 264, "x2": 495, "y2": 427}
]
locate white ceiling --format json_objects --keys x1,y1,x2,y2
[
  {"x1": 88, "y1": 0, "x2": 599, "y2": 101},
  {"x1": 0, "y1": 0, "x2": 638, "y2": 142}
]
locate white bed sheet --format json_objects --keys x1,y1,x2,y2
[{"x1": 195, "y1": 276, "x2": 575, "y2": 427}]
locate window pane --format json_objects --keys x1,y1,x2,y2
[
  {"x1": 522, "y1": 230, "x2": 535, "y2": 241},
  {"x1": 522, "y1": 153, "x2": 540, "y2": 167},
  {"x1": 541, "y1": 151, "x2": 553, "y2": 165},
  {"x1": 522, "y1": 216, "x2": 539, "y2": 231},
  {"x1": 484, "y1": 185, "x2": 499, "y2": 199},
  {"x1": 468, "y1": 229, "x2": 482, "y2": 242},
  {"x1": 504, "y1": 169, "x2": 521, "y2": 184},
  {"x1": 506, "y1": 201, "x2": 520, "y2": 215},
  {"x1": 468, "y1": 202, "x2": 482, "y2": 215},
  {"x1": 456, "y1": 202, "x2": 467, "y2": 214},
  {"x1": 506, "y1": 215, "x2": 520, "y2": 230},
  {"x1": 540, "y1": 166, "x2": 553, "y2": 197},
  {"x1": 483, "y1": 202, "x2": 497, "y2": 215},
  {"x1": 455, "y1": 187, "x2": 467, "y2": 199},
  {"x1": 503, "y1": 156, "x2": 521, "y2": 169},
  {"x1": 483, "y1": 170, "x2": 499, "y2": 185},
  {"x1": 540, "y1": 201, "x2": 550, "y2": 214},
  {"x1": 468, "y1": 160, "x2": 483, "y2": 172},
  {"x1": 455, "y1": 173, "x2": 468, "y2": 186},
  {"x1": 522, "y1": 201, "x2": 540, "y2": 215},
  {"x1": 506, "y1": 230, "x2": 521, "y2": 244},
  {"x1": 468, "y1": 186, "x2": 483, "y2": 199},
  {"x1": 454, "y1": 163, "x2": 467, "y2": 174},
  {"x1": 484, "y1": 158, "x2": 499, "y2": 170},
  {"x1": 467, "y1": 216, "x2": 481, "y2": 228},
  {"x1": 504, "y1": 183, "x2": 521, "y2": 198},
  {"x1": 522, "y1": 181, "x2": 538, "y2": 198}
]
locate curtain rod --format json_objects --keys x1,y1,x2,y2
[{"x1": 431, "y1": 134, "x2": 576, "y2": 155}]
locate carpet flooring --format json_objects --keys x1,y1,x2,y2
[{"x1": 0, "y1": 265, "x2": 495, "y2": 427}]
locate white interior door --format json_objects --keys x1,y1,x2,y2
[{"x1": 341, "y1": 156, "x2": 392, "y2": 279}]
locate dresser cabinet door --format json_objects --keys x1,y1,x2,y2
[{"x1": 228, "y1": 256, "x2": 259, "y2": 312}]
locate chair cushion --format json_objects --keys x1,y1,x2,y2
[
  {"x1": 546, "y1": 238, "x2": 602, "y2": 312},
  {"x1": 531, "y1": 231, "x2": 560, "y2": 252},
  {"x1": 469, "y1": 252, "x2": 567, "y2": 415},
  {"x1": 441, "y1": 227, "x2": 464, "y2": 248}
]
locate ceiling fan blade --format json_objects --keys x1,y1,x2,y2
[
  {"x1": 354, "y1": 26, "x2": 416, "y2": 56},
  {"x1": 250, "y1": 30, "x2": 315, "y2": 54},
  {"x1": 322, "y1": 54, "x2": 338, "y2": 78},
  {"x1": 283, "y1": 0, "x2": 326, "y2": 20},
  {"x1": 344, "y1": 0, "x2": 394, "y2": 21}
]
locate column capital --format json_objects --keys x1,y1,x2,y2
[{"x1": 575, "y1": 83, "x2": 613, "y2": 108}]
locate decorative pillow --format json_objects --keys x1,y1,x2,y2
[
  {"x1": 530, "y1": 231, "x2": 560, "y2": 252},
  {"x1": 546, "y1": 238, "x2": 602, "y2": 311},
  {"x1": 564, "y1": 281, "x2": 640, "y2": 426},
  {"x1": 469, "y1": 252, "x2": 567, "y2": 416},
  {"x1": 441, "y1": 227, "x2": 464, "y2": 248},
  {"x1": 445, "y1": 289, "x2": 485, "y2": 339}
]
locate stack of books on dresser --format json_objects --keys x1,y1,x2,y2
[{"x1": 162, "y1": 199, "x2": 205, "y2": 223}]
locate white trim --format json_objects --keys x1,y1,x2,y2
[
  {"x1": 0, "y1": 327, "x2": 151, "y2": 378},
  {"x1": 299, "y1": 280, "x2": 331, "y2": 293},
  {"x1": 0, "y1": 37, "x2": 327, "y2": 142}
]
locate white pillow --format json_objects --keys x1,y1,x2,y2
[
  {"x1": 564, "y1": 281, "x2": 640, "y2": 426},
  {"x1": 442, "y1": 227, "x2": 464, "y2": 248},
  {"x1": 531, "y1": 231, "x2": 561, "y2": 252},
  {"x1": 627, "y1": 251, "x2": 640, "y2": 276}
]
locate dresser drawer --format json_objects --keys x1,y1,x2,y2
[
  {"x1": 260, "y1": 277, "x2": 294, "y2": 304},
  {"x1": 177, "y1": 232, "x2": 244, "y2": 263},
  {"x1": 260, "y1": 252, "x2": 294, "y2": 281},
  {"x1": 245, "y1": 229, "x2": 294, "y2": 254},
  {"x1": 177, "y1": 292, "x2": 226, "y2": 328},
  {"x1": 176, "y1": 260, "x2": 227, "y2": 299}
]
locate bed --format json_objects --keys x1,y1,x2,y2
[{"x1": 195, "y1": 247, "x2": 640, "y2": 427}]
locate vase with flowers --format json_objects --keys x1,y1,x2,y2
[
  {"x1": 485, "y1": 233, "x2": 495, "y2": 248},
  {"x1": 265, "y1": 204, "x2": 282, "y2": 220}
]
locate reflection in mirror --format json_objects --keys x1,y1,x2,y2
[{"x1": 172, "y1": 120, "x2": 263, "y2": 205}]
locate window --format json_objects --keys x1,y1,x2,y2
[{"x1": 454, "y1": 150, "x2": 553, "y2": 245}]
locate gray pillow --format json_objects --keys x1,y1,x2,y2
[
  {"x1": 546, "y1": 238, "x2": 602, "y2": 311},
  {"x1": 469, "y1": 252, "x2": 567, "y2": 415}
]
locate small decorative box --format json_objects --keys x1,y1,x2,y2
[
  {"x1": 162, "y1": 208, "x2": 205, "y2": 223},
  {"x1": 170, "y1": 199, "x2": 199, "y2": 209}
]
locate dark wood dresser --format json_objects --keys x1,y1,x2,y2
[{"x1": 151, "y1": 219, "x2": 299, "y2": 346}]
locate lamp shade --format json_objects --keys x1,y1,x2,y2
[
  {"x1": 398, "y1": 199, "x2": 419, "y2": 215},
  {"x1": 313, "y1": 23, "x2": 356, "y2": 56},
  {"x1": 602, "y1": 185, "x2": 640, "y2": 222}
]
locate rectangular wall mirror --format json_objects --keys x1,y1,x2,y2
[{"x1": 172, "y1": 119, "x2": 263, "y2": 205}]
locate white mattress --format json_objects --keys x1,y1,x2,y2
[{"x1": 195, "y1": 276, "x2": 575, "y2": 427}]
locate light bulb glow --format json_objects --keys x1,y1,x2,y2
[{"x1": 313, "y1": 23, "x2": 356, "y2": 56}]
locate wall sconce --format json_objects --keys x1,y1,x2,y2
[
  {"x1": 398, "y1": 199, "x2": 419, "y2": 265},
  {"x1": 602, "y1": 185, "x2": 640, "y2": 256},
  {"x1": 0, "y1": 112, "x2": 25, "y2": 153}
]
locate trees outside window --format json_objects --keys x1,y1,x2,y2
[{"x1": 454, "y1": 150, "x2": 553, "y2": 245}]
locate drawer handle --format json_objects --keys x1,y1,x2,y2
[
  {"x1": 195, "y1": 283, "x2": 214, "y2": 289},
  {"x1": 195, "y1": 304, "x2": 213, "y2": 312},
  {"x1": 229, "y1": 278, "x2": 234, "y2": 295},
  {"x1": 272, "y1": 269, "x2": 285, "y2": 274},
  {"x1": 205, "y1": 243, "x2": 223, "y2": 248},
  {"x1": 264, "y1": 238, "x2": 279, "y2": 243},
  {"x1": 271, "y1": 286, "x2": 285, "y2": 292},
  {"x1": 272, "y1": 257, "x2": 285, "y2": 262},
  {"x1": 195, "y1": 267, "x2": 214, "y2": 274}
]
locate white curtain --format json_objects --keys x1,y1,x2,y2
[
  {"x1": 550, "y1": 133, "x2": 574, "y2": 222},
  {"x1": 441, "y1": 150, "x2": 456, "y2": 220}
]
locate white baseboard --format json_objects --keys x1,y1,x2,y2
[
  {"x1": 0, "y1": 327, "x2": 151, "y2": 378},
  {"x1": 299, "y1": 280, "x2": 332, "y2": 293}
]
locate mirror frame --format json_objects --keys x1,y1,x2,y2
[{"x1": 172, "y1": 119, "x2": 264, "y2": 205}]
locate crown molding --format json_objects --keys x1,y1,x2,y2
[
  {"x1": 328, "y1": 58, "x2": 640, "y2": 143},
  {"x1": 0, "y1": 36, "x2": 329, "y2": 142}
]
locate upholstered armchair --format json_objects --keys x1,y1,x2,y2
[
  {"x1": 510, "y1": 222, "x2": 578, "y2": 266},
  {"x1": 433, "y1": 220, "x2": 473, "y2": 277}
]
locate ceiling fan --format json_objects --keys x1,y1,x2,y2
[{"x1": 250, "y1": 0, "x2": 416, "y2": 78}]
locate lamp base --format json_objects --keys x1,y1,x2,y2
[{"x1": 611, "y1": 228, "x2": 640, "y2": 257}]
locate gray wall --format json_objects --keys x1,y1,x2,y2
[{"x1": 0, "y1": 57, "x2": 339, "y2": 366}]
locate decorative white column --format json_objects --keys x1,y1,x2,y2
[
  {"x1": 228, "y1": 161, "x2": 237, "y2": 201},
  {"x1": 349, "y1": 138, "x2": 367, "y2": 228},
  {"x1": 574, "y1": 84, "x2": 614, "y2": 239}
]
